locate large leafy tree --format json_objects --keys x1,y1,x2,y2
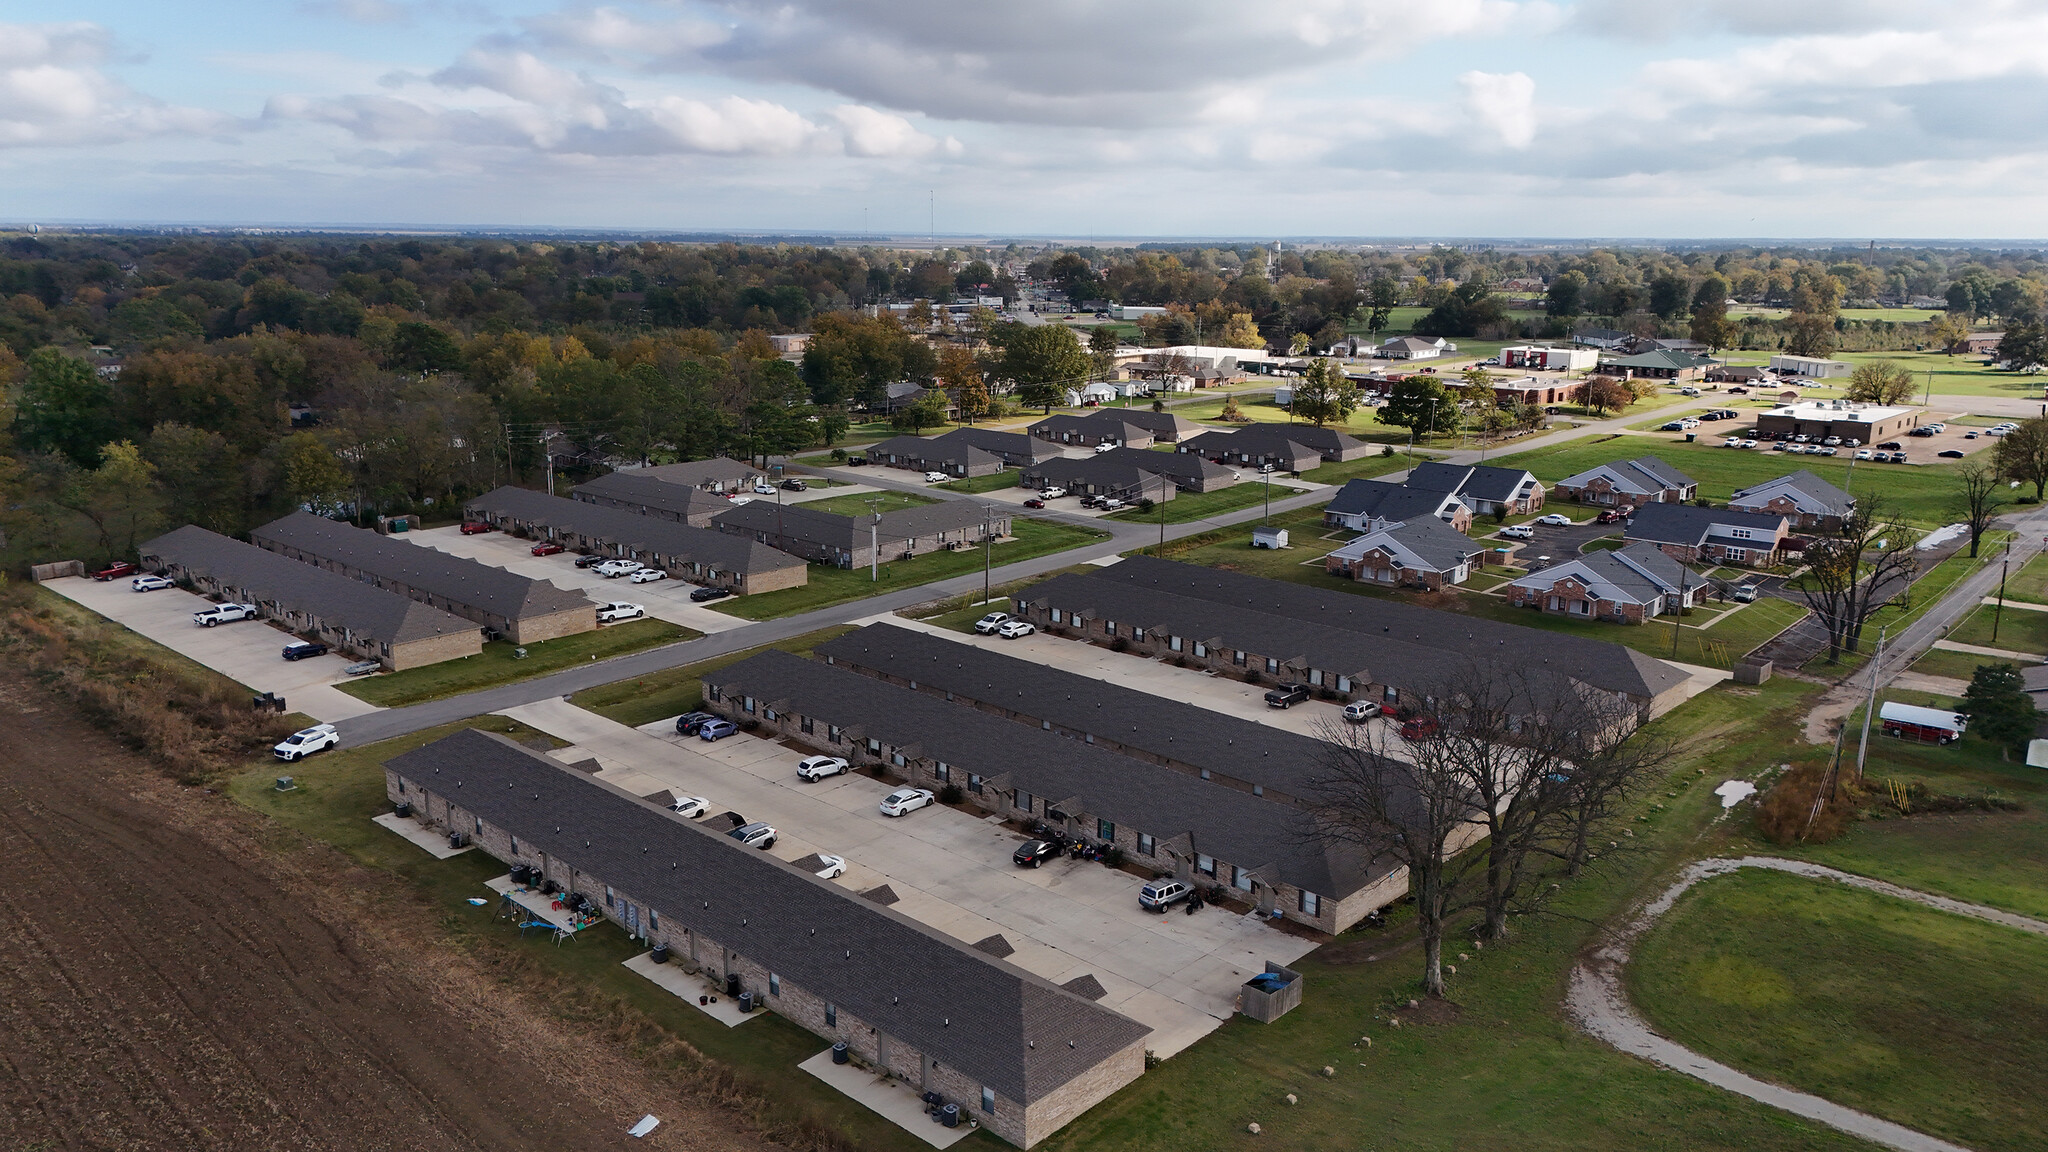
[
  {"x1": 1962, "y1": 663, "x2": 2036, "y2": 760},
  {"x1": 1993, "y1": 417, "x2": 2048, "y2": 500},
  {"x1": 1376, "y1": 376, "x2": 1458, "y2": 437},
  {"x1": 1290, "y1": 358, "x2": 1358, "y2": 427},
  {"x1": 991, "y1": 322, "x2": 1087, "y2": 412},
  {"x1": 1845, "y1": 359, "x2": 1915, "y2": 404},
  {"x1": 15, "y1": 348, "x2": 114, "y2": 468}
]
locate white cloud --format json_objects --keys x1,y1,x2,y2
[
  {"x1": 1459, "y1": 71, "x2": 1537, "y2": 148},
  {"x1": 0, "y1": 22, "x2": 229, "y2": 147}
]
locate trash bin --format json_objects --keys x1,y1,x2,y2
[
  {"x1": 394, "y1": 801, "x2": 412, "y2": 819},
  {"x1": 942, "y1": 1104, "x2": 960, "y2": 1128},
  {"x1": 651, "y1": 943, "x2": 670, "y2": 965},
  {"x1": 832, "y1": 1042, "x2": 849, "y2": 1065},
  {"x1": 725, "y1": 973, "x2": 741, "y2": 997},
  {"x1": 449, "y1": 831, "x2": 467, "y2": 849},
  {"x1": 738, "y1": 991, "x2": 755, "y2": 1013}
]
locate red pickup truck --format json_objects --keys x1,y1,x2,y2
[{"x1": 92, "y1": 561, "x2": 137, "y2": 581}]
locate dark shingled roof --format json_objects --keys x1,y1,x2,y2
[
  {"x1": 467, "y1": 486, "x2": 805, "y2": 577},
  {"x1": 386, "y1": 729, "x2": 1146, "y2": 1104},
  {"x1": 1323, "y1": 479, "x2": 1464, "y2": 523},
  {"x1": 1403, "y1": 462, "x2": 1541, "y2": 505},
  {"x1": 1021, "y1": 457, "x2": 1176, "y2": 501},
  {"x1": 1206, "y1": 423, "x2": 1366, "y2": 457},
  {"x1": 815, "y1": 624, "x2": 1338, "y2": 799},
  {"x1": 1624, "y1": 502, "x2": 1788, "y2": 548},
  {"x1": 253, "y1": 511, "x2": 592, "y2": 622},
  {"x1": 934, "y1": 427, "x2": 1061, "y2": 464},
  {"x1": 973, "y1": 934, "x2": 1017, "y2": 958},
  {"x1": 141, "y1": 525, "x2": 478, "y2": 647},
  {"x1": 636, "y1": 457, "x2": 757, "y2": 487},
  {"x1": 1730, "y1": 469, "x2": 1856, "y2": 517},
  {"x1": 866, "y1": 434, "x2": 1004, "y2": 472},
  {"x1": 572, "y1": 471, "x2": 733, "y2": 522},
  {"x1": 713, "y1": 496, "x2": 996, "y2": 550},
  {"x1": 1097, "y1": 445, "x2": 1236, "y2": 487},
  {"x1": 709, "y1": 650, "x2": 1389, "y2": 900},
  {"x1": 859, "y1": 884, "x2": 901, "y2": 906},
  {"x1": 1061, "y1": 974, "x2": 1108, "y2": 1001},
  {"x1": 1027, "y1": 556, "x2": 1687, "y2": 702}
]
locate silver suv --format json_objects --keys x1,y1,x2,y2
[
  {"x1": 727, "y1": 822, "x2": 777, "y2": 849},
  {"x1": 1139, "y1": 879, "x2": 1192, "y2": 910}
]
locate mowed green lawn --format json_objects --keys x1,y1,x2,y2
[
  {"x1": 337, "y1": 618, "x2": 697, "y2": 707},
  {"x1": 1946, "y1": 598, "x2": 2048, "y2": 654},
  {"x1": 797, "y1": 489, "x2": 937, "y2": 516},
  {"x1": 1105, "y1": 483, "x2": 1277, "y2": 524},
  {"x1": 1491, "y1": 436, "x2": 1969, "y2": 527},
  {"x1": 709, "y1": 517, "x2": 1109, "y2": 621},
  {"x1": 569, "y1": 625, "x2": 858, "y2": 728},
  {"x1": 1834, "y1": 349, "x2": 2041, "y2": 399},
  {"x1": 1631, "y1": 868, "x2": 2048, "y2": 1152},
  {"x1": 934, "y1": 469, "x2": 1022, "y2": 494}
]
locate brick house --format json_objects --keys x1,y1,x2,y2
[
  {"x1": 703, "y1": 647, "x2": 1408, "y2": 934},
  {"x1": 1727, "y1": 469, "x2": 1858, "y2": 532},
  {"x1": 466, "y1": 487, "x2": 808, "y2": 596},
  {"x1": 1322, "y1": 479, "x2": 1473, "y2": 533},
  {"x1": 572, "y1": 470, "x2": 735, "y2": 527},
  {"x1": 1402, "y1": 462, "x2": 1546, "y2": 516},
  {"x1": 386, "y1": 729, "x2": 1149, "y2": 1148},
  {"x1": 1186, "y1": 424, "x2": 1371, "y2": 468},
  {"x1": 141, "y1": 525, "x2": 481, "y2": 670},
  {"x1": 1551, "y1": 456, "x2": 1697, "y2": 508},
  {"x1": 634, "y1": 457, "x2": 764, "y2": 493},
  {"x1": 252, "y1": 511, "x2": 595, "y2": 644},
  {"x1": 1324, "y1": 517, "x2": 1483, "y2": 590},
  {"x1": 1623, "y1": 503, "x2": 1791, "y2": 566},
  {"x1": 1504, "y1": 543, "x2": 1706, "y2": 623},
  {"x1": 865, "y1": 433, "x2": 1008, "y2": 479},
  {"x1": 1028, "y1": 446, "x2": 1237, "y2": 493},
  {"x1": 1018, "y1": 457, "x2": 1177, "y2": 504},
  {"x1": 712, "y1": 500, "x2": 1009, "y2": 570},
  {"x1": 1028, "y1": 413, "x2": 1155, "y2": 449}
]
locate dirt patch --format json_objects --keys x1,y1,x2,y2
[
  {"x1": 1392, "y1": 998, "x2": 1464, "y2": 1026},
  {"x1": 0, "y1": 670, "x2": 777, "y2": 1152}
]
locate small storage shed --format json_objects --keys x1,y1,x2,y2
[
  {"x1": 1252, "y1": 525, "x2": 1289, "y2": 550},
  {"x1": 1879, "y1": 701, "x2": 1967, "y2": 745}
]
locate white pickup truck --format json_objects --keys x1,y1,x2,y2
[{"x1": 193, "y1": 603, "x2": 258, "y2": 627}]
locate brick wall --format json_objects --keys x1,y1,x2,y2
[
  {"x1": 506, "y1": 605, "x2": 598, "y2": 644},
  {"x1": 390, "y1": 627, "x2": 486, "y2": 670}
]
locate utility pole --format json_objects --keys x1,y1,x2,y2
[
  {"x1": 865, "y1": 495, "x2": 885, "y2": 582},
  {"x1": 982, "y1": 504, "x2": 994, "y2": 607},
  {"x1": 1158, "y1": 482, "x2": 1168, "y2": 554},
  {"x1": 1852, "y1": 627, "x2": 1887, "y2": 786},
  {"x1": 1993, "y1": 547, "x2": 2011, "y2": 643}
]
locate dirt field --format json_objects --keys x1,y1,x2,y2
[{"x1": 0, "y1": 672, "x2": 777, "y2": 1152}]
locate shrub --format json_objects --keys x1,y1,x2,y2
[
  {"x1": 1754, "y1": 759, "x2": 1856, "y2": 844},
  {"x1": 938, "y1": 783, "x2": 964, "y2": 805},
  {"x1": 1242, "y1": 668, "x2": 1262, "y2": 684},
  {"x1": 830, "y1": 448, "x2": 847, "y2": 462},
  {"x1": 1102, "y1": 845, "x2": 1126, "y2": 868},
  {"x1": 1137, "y1": 498, "x2": 1155, "y2": 513},
  {"x1": 1110, "y1": 636, "x2": 1129, "y2": 652},
  {"x1": 1381, "y1": 445, "x2": 1395, "y2": 457}
]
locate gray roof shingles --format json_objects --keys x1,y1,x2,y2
[
  {"x1": 467, "y1": 487, "x2": 804, "y2": 577},
  {"x1": 572, "y1": 471, "x2": 733, "y2": 521},
  {"x1": 387, "y1": 728, "x2": 1147, "y2": 1105},
  {"x1": 1730, "y1": 470, "x2": 1856, "y2": 517},
  {"x1": 1624, "y1": 502, "x2": 1787, "y2": 548},
  {"x1": 253, "y1": 511, "x2": 592, "y2": 622}
]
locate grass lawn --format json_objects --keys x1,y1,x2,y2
[
  {"x1": 1630, "y1": 867, "x2": 2048, "y2": 1152},
  {"x1": 226, "y1": 717, "x2": 952, "y2": 1152},
  {"x1": 1044, "y1": 674, "x2": 1877, "y2": 1152},
  {"x1": 1944, "y1": 598, "x2": 2048, "y2": 654},
  {"x1": 1907, "y1": 646, "x2": 2000, "y2": 681},
  {"x1": 1490, "y1": 436, "x2": 1969, "y2": 528},
  {"x1": 1993, "y1": 551, "x2": 2048, "y2": 604},
  {"x1": 798, "y1": 489, "x2": 937, "y2": 516},
  {"x1": 337, "y1": 619, "x2": 698, "y2": 707},
  {"x1": 1833, "y1": 349, "x2": 2039, "y2": 399},
  {"x1": 710, "y1": 518, "x2": 1110, "y2": 621},
  {"x1": 1105, "y1": 483, "x2": 1278, "y2": 524},
  {"x1": 1295, "y1": 452, "x2": 1420, "y2": 485},
  {"x1": 922, "y1": 596, "x2": 1013, "y2": 635},
  {"x1": 1171, "y1": 393, "x2": 1405, "y2": 441},
  {"x1": 935, "y1": 470, "x2": 1022, "y2": 494},
  {"x1": 569, "y1": 625, "x2": 858, "y2": 728}
]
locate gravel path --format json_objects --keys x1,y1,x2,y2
[{"x1": 1567, "y1": 856, "x2": 2048, "y2": 1152}]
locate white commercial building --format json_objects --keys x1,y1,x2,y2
[
  {"x1": 1768, "y1": 354, "x2": 1854, "y2": 379},
  {"x1": 1501, "y1": 344, "x2": 1598, "y2": 372}
]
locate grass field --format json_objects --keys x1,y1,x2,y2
[
  {"x1": 226, "y1": 716, "x2": 952, "y2": 1152},
  {"x1": 934, "y1": 470, "x2": 1022, "y2": 494},
  {"x1": 1491, "y1": 436, "x2": 1969, "y2": 527},
  {"x1": 1830, "y1": 349, "x2": 2043, "y2": 399},
  {"x1": 569, "y1": 625, "x2": 858, "y2": 728},
  {"x1": 1906, "y1": 646, "x2": 2001, "y2": 681},
  {"x1": 1295, "y1": 451, "x2": 1424, "y2": 485},
  {"x1": 797, "y1": 489, "x2": 937, "y2": 516},
  {"x1": 1990, "y1": 552, "x2": 2048, "y2": 604},
  {"x1": 709, "y1": 517, "x2": 1109, "y2": 621},
  {"x1": 1945, "y1": 597, "x2": 2048, "y2": 654},
  {"x1": 1104, "y1": 483, "x2": 1277, "y2": 524},
  {"x1": 1630, "y1": 867, "x2": 2048, "y2": 1152},
  {"x1": 337, "y1": 618, "x2": 698, "y2": 707}
]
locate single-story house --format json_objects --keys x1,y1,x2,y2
[
  {"x1": 874, "y1": 381, "x2": 960, "y2": 419},
  {"x1": 1551, "y1": 456, "x2": 1697, "y2": 507},
  {"x1": 1601, "y1": 349, "x2": 1718, "y2": 380},
  {"x1": 1321, "y1": 479, "x2": 1473, "y2": 533},
  {"x1": 1704, "y1": 364, "x2": 1771, "y2": 385},
  {"x1": 1402, "y1": 462, "x2": 1546, "y2": 517},
  {"x1": 1187, "y1": 424, "x2": 1371, "y2": 468},
  {"x1": 712, "y1": 499, "x2": 1009, "y2": 570},
  {"x1": 1032, "y1": 445, "x2": 1236, "y2": 493},
  {"x1": 1017, "y1": 457, "x2": 1177, "y2": 504},
  {"x1": 633, "y1": 457, "x2": 762, "y2": 493},
  {"x1": 1964, "y1": 332, "x2": 2005, "y2": 355},
  {"x1": 467, "y1": 487, "x2": 807, "y2": 596},
  {"x1": 1504, "y1": 542, "x2": 1707, "y2": 623},
  {"x1": 1727, "y1": 469, "x2": 1859, "y2": 533},
  {"x1": 929, "y1": 427, "x2": 1062, "y2": 468},
  {"x1": 572, "y1": 470, "x2": 733, "y2": 527},
  {"x1": 252, "y1": 511, "x2": 595, "y2": 644},
  {"x1": 1378, "y1": 336, "x2": 1445, "y2": 361},
  {"x1": 1623, "y1": 503, "x2": 1791, "y2": 567},
  {"x1": 865, "y1": 434, "x2": 1007, "y2": 479},
  {"x1": 141, "y1": 525, "x2": 481, "y2": 670},
  {"x1": 1324, "y1": 517, "x2": 1484, "y2": 591},
  {"x1": 386, "y1": 728, "x2": 1149, "y2": 1148},
  {"x1": 1028, "y1": 413, "x2": 1155, "y2": 450}
]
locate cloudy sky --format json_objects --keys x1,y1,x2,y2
[{"x1": 6, "y1": 1, "x2": 2048, "y2": 238}]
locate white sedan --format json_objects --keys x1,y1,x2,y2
[
  {"x1": 668, "y1": 796, "x2": 710, "y2": 819},
  {"x1": 796, "y1": 755, "x2": 850, "y2": 781},
  {"x1": 996, "y1": 620, "x2": 1037, "y2": 639},
  {"x1": 753, "y1": 482, "x2": 778, "y2": 495},
  {"x1": 131, "y1": 574, "x2": 174, "y2": 592},
  {"x1": 812, "y1": 854, "x2": 848, "y2": 879},
  {"x1": 1535, "y1": 513, "x2": 1573, "y2": 527},
  {"x1": 878, "y1": 788, "x2": 936, "y2": 817},
  {"x1": 628, "y1": 568, "x2": 668, "y2": 584}
]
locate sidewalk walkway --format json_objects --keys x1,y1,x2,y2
[{"x1": 1932, "y1": 639, "x2": 2041, "y2": 662}]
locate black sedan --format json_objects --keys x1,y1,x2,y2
[
  {"x1": 1013, "y1": 840, "x2": 1061, "y2": 868},
  {"x1": 1938, "y1": 449, "x2": 1966, "y2": 458},
  {"x1": 675, "y1": 711, "x2": 717, "y2": 735},
  {"x1": 690, "y1": 585, "x2": 733, "y2": 602}
]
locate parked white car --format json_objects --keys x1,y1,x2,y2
[
  {"x1": 628, "y1": 568, "x2": 668, "y2": 584},
  {"x1": 996, "y1": 620, "x2": 1037, "y2": 639},
  {"x1": 193, "y1": 603, "x2": 258, "y2": 627},
  {"x1": 596, "y1": 601, "x2": 645, "y2": 623},
  {"x1": 925, "y1": 471, "x2": 950, "y2": 483},
  {"x1": 812, "y1": 854, "x2": 848, "y2": 879},
  {"x1": 1535, "y1": 513, "x2": 1573, "y2": 526},
  {"x1": 1343, "y1": 701, "x2": 1382, "y2": 722},
  {"x1": 973, "y1": 611, "x2": 1011, "y2": 634},
  {"x1": 1039, "y1": 487, "x2": 1067, "y2": 500},
  {"x1": 878, "y1": 787, "x2": 936, "y2": 817},
  {"x1": 273, "y1": 723, "x2": 339, "y2": 761},
  {"x1": 1497, "y1": 524, "x2": 1535, "y2": 540},
  {"x1": 131, "y1": 574, "x2": 174, "y2": 592},
  {"x1": 667, "y1": 796, "x2": 710, "y2": 819},
  {"x1": 753, "y1": 482, "x2": 778, "y2": 495},
  {"x1": 595, "y1": 559, "x2": 643, "y2": 578},
  {"x1": 796, "y1": 755, "x2": 850, "y2": 781}
]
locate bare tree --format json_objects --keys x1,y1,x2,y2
[
  {"x1": 1798, "y1": 498, "x2": 1921, "y2": 662},
  {"x1": 1955, "y1": 461, "x2": 2005, "y2": 559}
]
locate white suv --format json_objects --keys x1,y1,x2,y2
[
  {"x1": 273, "y1": 723, "x2": 339, "y2": 761},
  {"x1": 925, "y1": 471, "x2": 950, "y2": 483}
]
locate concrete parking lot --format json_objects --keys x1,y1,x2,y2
[
  {"x1": 40, "y1": 576, "x2": 382, "y2": 722},
  {"x1": 496, "y1": 697, "x2": 1316, "y2": 1058},
  {"x1": 398, "y1": 526, "x2": 752, "y2": 633}
]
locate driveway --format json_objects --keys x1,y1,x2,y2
[
  {"x1": 1472, "y1": 515, "x2": 1619, "y2": 566},
  {"x1": 496, "y1": 698, "x2": 1317, "y2": 1059},
  {"x1": 398, "y1": 526, "x2": 751, "y2": 634},
  {"x1": 40, "y1": 576, "x2": 382, "y2": 722}
]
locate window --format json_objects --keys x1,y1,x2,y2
[
  {"x1": 742, "y1": 695, "x2": 755, "y2": 714},
  {"x1": 1015, "y1": 789, "x2": 1034, "y2": 812},
  {"x1": 509, "y1": 836, "x2": 518, "y2": 855},
  {"x1": 1169, "y1": 635, "x2": 1183, "y2": 652},
  {"x1": 982, "y1": 1088, "x2": 995, "y2": 1114},
  {"x1": 1299, "y1": 891, "x2": 1320, "y2": 916},
  {"x1": 1337, "y1": 676, "x2": 1352, "y2": 693},
  {"x1": 1233, "y1": 866, "x2": 1254, "y2": 892},
  {"x1": 801, "y1": 716, "x2": 814, "y2": 735},
  {"x1": 1383, "y1": 685, "x2": 1400, "y2": 703},
  {"x1": 474, "y1": 816, "x2": 483, "y2": 835},
  {"x1": 604, "y1": 886, "x2": 614, "y2": 908},
  {"x1": 706, "y1": 684, "x2": 721, "y2": 702},
  {"x1": 1192, "y1": 642, "x2": 1206, "y2": 658},
  {"x1": 1253, "y1": 785, "x2": 1264, "y2": 797},
  {"x1": 1234, "y1": 649, "x2": 1247, "y2": 666},
  {"x1": 1196, "y1": 854, "x2": 1216, "y2": 877},
  {"x1": 1097, "y1": 818, "x2": 1115, "y2": 841},
  {"x1": 969, "y1": 774, "x2": 985, "y2": 794},
  {"x1": 1133, "y1": 628, "x2": 1145, "y2": 642},
  {"x1": 649, "y1": 911, "x2": 658, "y2": 932},
  {"x1": 890, "y1": 752, "x2": 906, "y2": 767},
  {"x1": 763, "y1": 707, "x2": 777, "y2": 721},
  {"x1": 1050, "y1": 608, "x2": 1063, "y2": 623},
  {"x1": 1265, "y1": 657, "x2": 1279, "y2": 674},
  {"x1": 934, "y1": 762, "x2": 950, "y2": 782},
  {"x1": 1137, "y1": 833, "x2": 1155, "y2": 856},
  {"x1": 769, "y1": 973, "x2": 781, "y2": 997},
  {"x1": 1105, "y1": 621, "x2": 1117, "y2": 636},
  {"x1": 1308, "y1": 669, "x2": 1322, "y2": 686},
  {"x1": 829, "y1": 725, "x2": 842, "y2": 744},
  {"x1": 867, "y1": 738, "x2": 881, "y2": 754},
  {"x1": 825, "y1": 1003, "x2": 837, "y2": 1027},
  {"x1": 1730, "y1": 527, "x2": 1753, "y2": 540},
  {"x1": 1199, "y1": 768, "x2": 1211, "y2": 781}
]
